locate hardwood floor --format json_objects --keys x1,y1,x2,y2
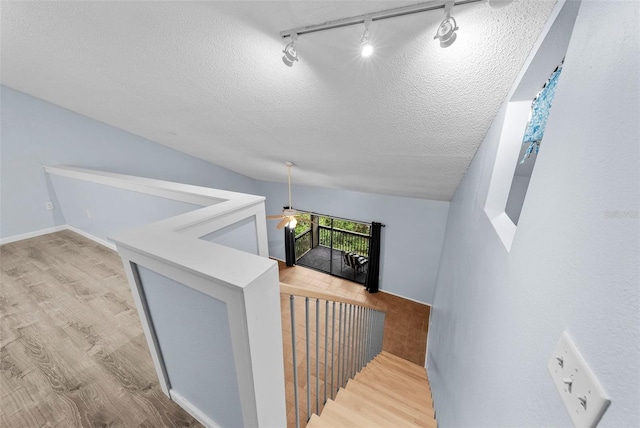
[
  {"x1": 279, "y1": 263, "x2": 430, "y2": 366},
  {"x1": 0, "y1": 231, "x2": 201, "y2": 427}
]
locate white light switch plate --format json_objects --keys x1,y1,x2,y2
[{"x1": 548, "y1": 332, "x2": 610, "y2": 427}]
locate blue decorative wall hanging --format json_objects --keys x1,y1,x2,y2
[{"x1": 521, "y1": 61, "x2": 563, "y2": 163}]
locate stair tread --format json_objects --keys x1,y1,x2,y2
[
  {"x1": 367, "y1": 360, "x2": 430, "y2": 385},
  {"x1": 335, "y1": 387, "x2": 425, "y2": 428},
  {"x1": 316, "y1": 403, "x2": 353, "y2": 428},
  {"x1": 354, "y1": 371, "x2": 434, "y2": 410},
  {"x1": 378, "y1": 352, "x2": 430, "y2": 375},
  {"x1": 306, "y1": 414, "x2": 328, "y2": 428},
  {"x1": 376, "y1": 353, "x2": 428, "y2": 373},
  {"x1": 346, "y1": 378, "x2": 435, "y2": 420},
  {"x1": 361, "y1": 366, "x2": 432, "y2": 398},
  {"x1": 321, "y1": 399, "x2": 389, "y2": 428}
]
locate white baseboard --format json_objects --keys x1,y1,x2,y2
[
  {"x1": 0, "y1": 224, "x2": 117, "y2": 252},
  {"x1": 65, "y1": 225, "x2": 117, "y2": 251},
  {"x1": 170, "y1": 389, "x2": 221, "y2": 428},
  {"x1": 0, "y1": 225, "x2": 67, "y2": 245}
]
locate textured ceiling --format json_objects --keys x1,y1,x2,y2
[{"x1": 0, "y1": 1, "x2": 555, "y2": 200}]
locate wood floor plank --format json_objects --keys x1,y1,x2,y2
[{"x1": 0, "y1": 231, "x2": 201, "y2": 427}]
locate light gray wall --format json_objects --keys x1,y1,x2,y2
[
  {"x1": 50, "y1": 175, "x2": 201, "y2": 244},
  {"x1": 427, "y1": 1, "x2": 639, "y2": 426},
  {"x1": 200, "y1": 216, "x2": 259, "y2": 255},
  {"x1": 137, "y1": 266, "x2": 243, "y2": 427},
  {"x1": 0, "y1": 85, "x2": 258, "y2": 239},
  {"x1": 256, "y1": 181, "x2": 450, "y2": 304}
]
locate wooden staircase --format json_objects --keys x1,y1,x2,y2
[{"x1": 306, "y1": 351, "x2": 436, "y2": 428}]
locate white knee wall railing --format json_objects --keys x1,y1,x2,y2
[{"x1": 44, "y1": 166, "x2": 286, "y2": 428}]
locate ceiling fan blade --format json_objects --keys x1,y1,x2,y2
[
  {"x1": 276, "y1": 218, "x2": 289, "y2": 229},
  {"x1": 266, "y1": 214, "x2": 284, "y2": 220}
]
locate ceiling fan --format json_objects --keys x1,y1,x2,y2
[{"x1": 266, "y1": 161, "x2": 303, "y2": 230}]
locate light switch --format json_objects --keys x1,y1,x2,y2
[
  {"x1": 45, "y1": 201, "x2": 54, "y2": 210},
  {"x1": 548, "y1": 332, "x2": 610, "y2": 427}
]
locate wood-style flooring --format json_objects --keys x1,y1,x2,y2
[
  {"x1": 279, "y1": 263, "x2": 430, "y2": 366},
  {"x1": 0, "y1": 231, "x2": 201, "y2": 427}
]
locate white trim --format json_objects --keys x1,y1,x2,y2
[
  {"x1": 44, "y1": 165, "x2": 263, "y2": 208},
  {"x1": 0, "y1": 225, "x2": 66, "y2": 245},
  {"x1": 170, "y1": 390, "x2": 221, "y2": 428},
  {"x1": 424, "y1": 307, "x2": 432, "y2": 370},
  {"x1": 64, "y1": 225, "x2": 118, "y2": 251},
  {"x1": 1, "y1": 224, "x2": 119, "y2": 252},
  {"x1": 119, "y1": 254, "x2": 171, "y2": 397},
  {"x1": 379, "y1": 289, "x2": 430, "y2": 307}
]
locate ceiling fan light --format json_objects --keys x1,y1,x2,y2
[{"x1": 287, "y1": 217, "x2": 297, "y2": 229}]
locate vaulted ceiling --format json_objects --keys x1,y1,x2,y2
[{"x1": 0, "y1": 1, "x2": 555, "y2": 200}]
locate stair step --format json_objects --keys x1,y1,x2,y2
[
  {"x1": 366, "y1": 359, "x2": 430, "y2": 385},
  {"x1": 364, "y1": 362, "x2": 432, "y2": 394},
  {"x1": 314, "y1": 402, "x2": 353, "y2": 428},
  {"x1": 378, "y1": 351, "x2": 430, "y2": 376},
  {"x1": 345, "y1": 378, "x2": 435, "y2": 422},
  {"x1": 354, "y1": 371, "x2": 434, "y2": 411},
  {"x1": 306, "y1": 414, "x2": 328, "y2": 428},
  {"x1": 321, "y1": 399, "x2": 389, "y2": 428},
  {"x1": 376, "y1": 352, "x2": 427, "y2": 377},
  {"x1": 334, "y1": 387, "x2": 425, "y2": 428},
  {"x1": 360, "y1": 367, "x2": 432, "y2": 401}
]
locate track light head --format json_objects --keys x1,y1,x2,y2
[
  {"x1": 282, "y1": 34, "x2": 299, "y2": 67},
  {"x1": 360, "y1": 17, "x2": 374, "y2": 58},
  {"x1": 360, "y1": 38, "x2": 374, "y2": 58},
  {"x1": 434, "y1": 14, "x2": 458, "y2": 48}
]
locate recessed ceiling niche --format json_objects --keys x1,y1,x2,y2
[{"x1": 484, "y1": 0, "x2": 580, "y2": 251}]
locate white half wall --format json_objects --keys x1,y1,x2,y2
[{"x1": 427, "y1": 1, "x2": 639, "y2": 426}]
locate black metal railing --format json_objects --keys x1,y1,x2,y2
[
  {"x1": 282, "y1": 285, "x2": 385, "y2": 428},
  {"x1": 318, "y1": 226, "x2": 370, "y2": 256},
  {"x1": 295, "y1": 228, "x2": 312, "y2": 260}
]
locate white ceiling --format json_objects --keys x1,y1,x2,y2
[{"x1": 0, "y1": 1, "x2": 555, "y2": 200}]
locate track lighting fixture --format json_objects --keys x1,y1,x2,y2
[
  {"x1": 282, "y1": 34, "x2": 298, "y2": 67},
  {"x1": 360, "y1": 18, "x2": 374, "y2": 58},
  {"x1": 434, "y1": 1, "x2": 458, "y2": 48},
  {"x1": 279, "y1": 0, "x2": 513, "y2": 63}
]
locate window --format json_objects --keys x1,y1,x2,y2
[
  {"x1": 505, "y1": 62, "x2": 563, "y2": 225},
  {"x1": 484, "y1": 0, "x2": 579, "y2": 251}
]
